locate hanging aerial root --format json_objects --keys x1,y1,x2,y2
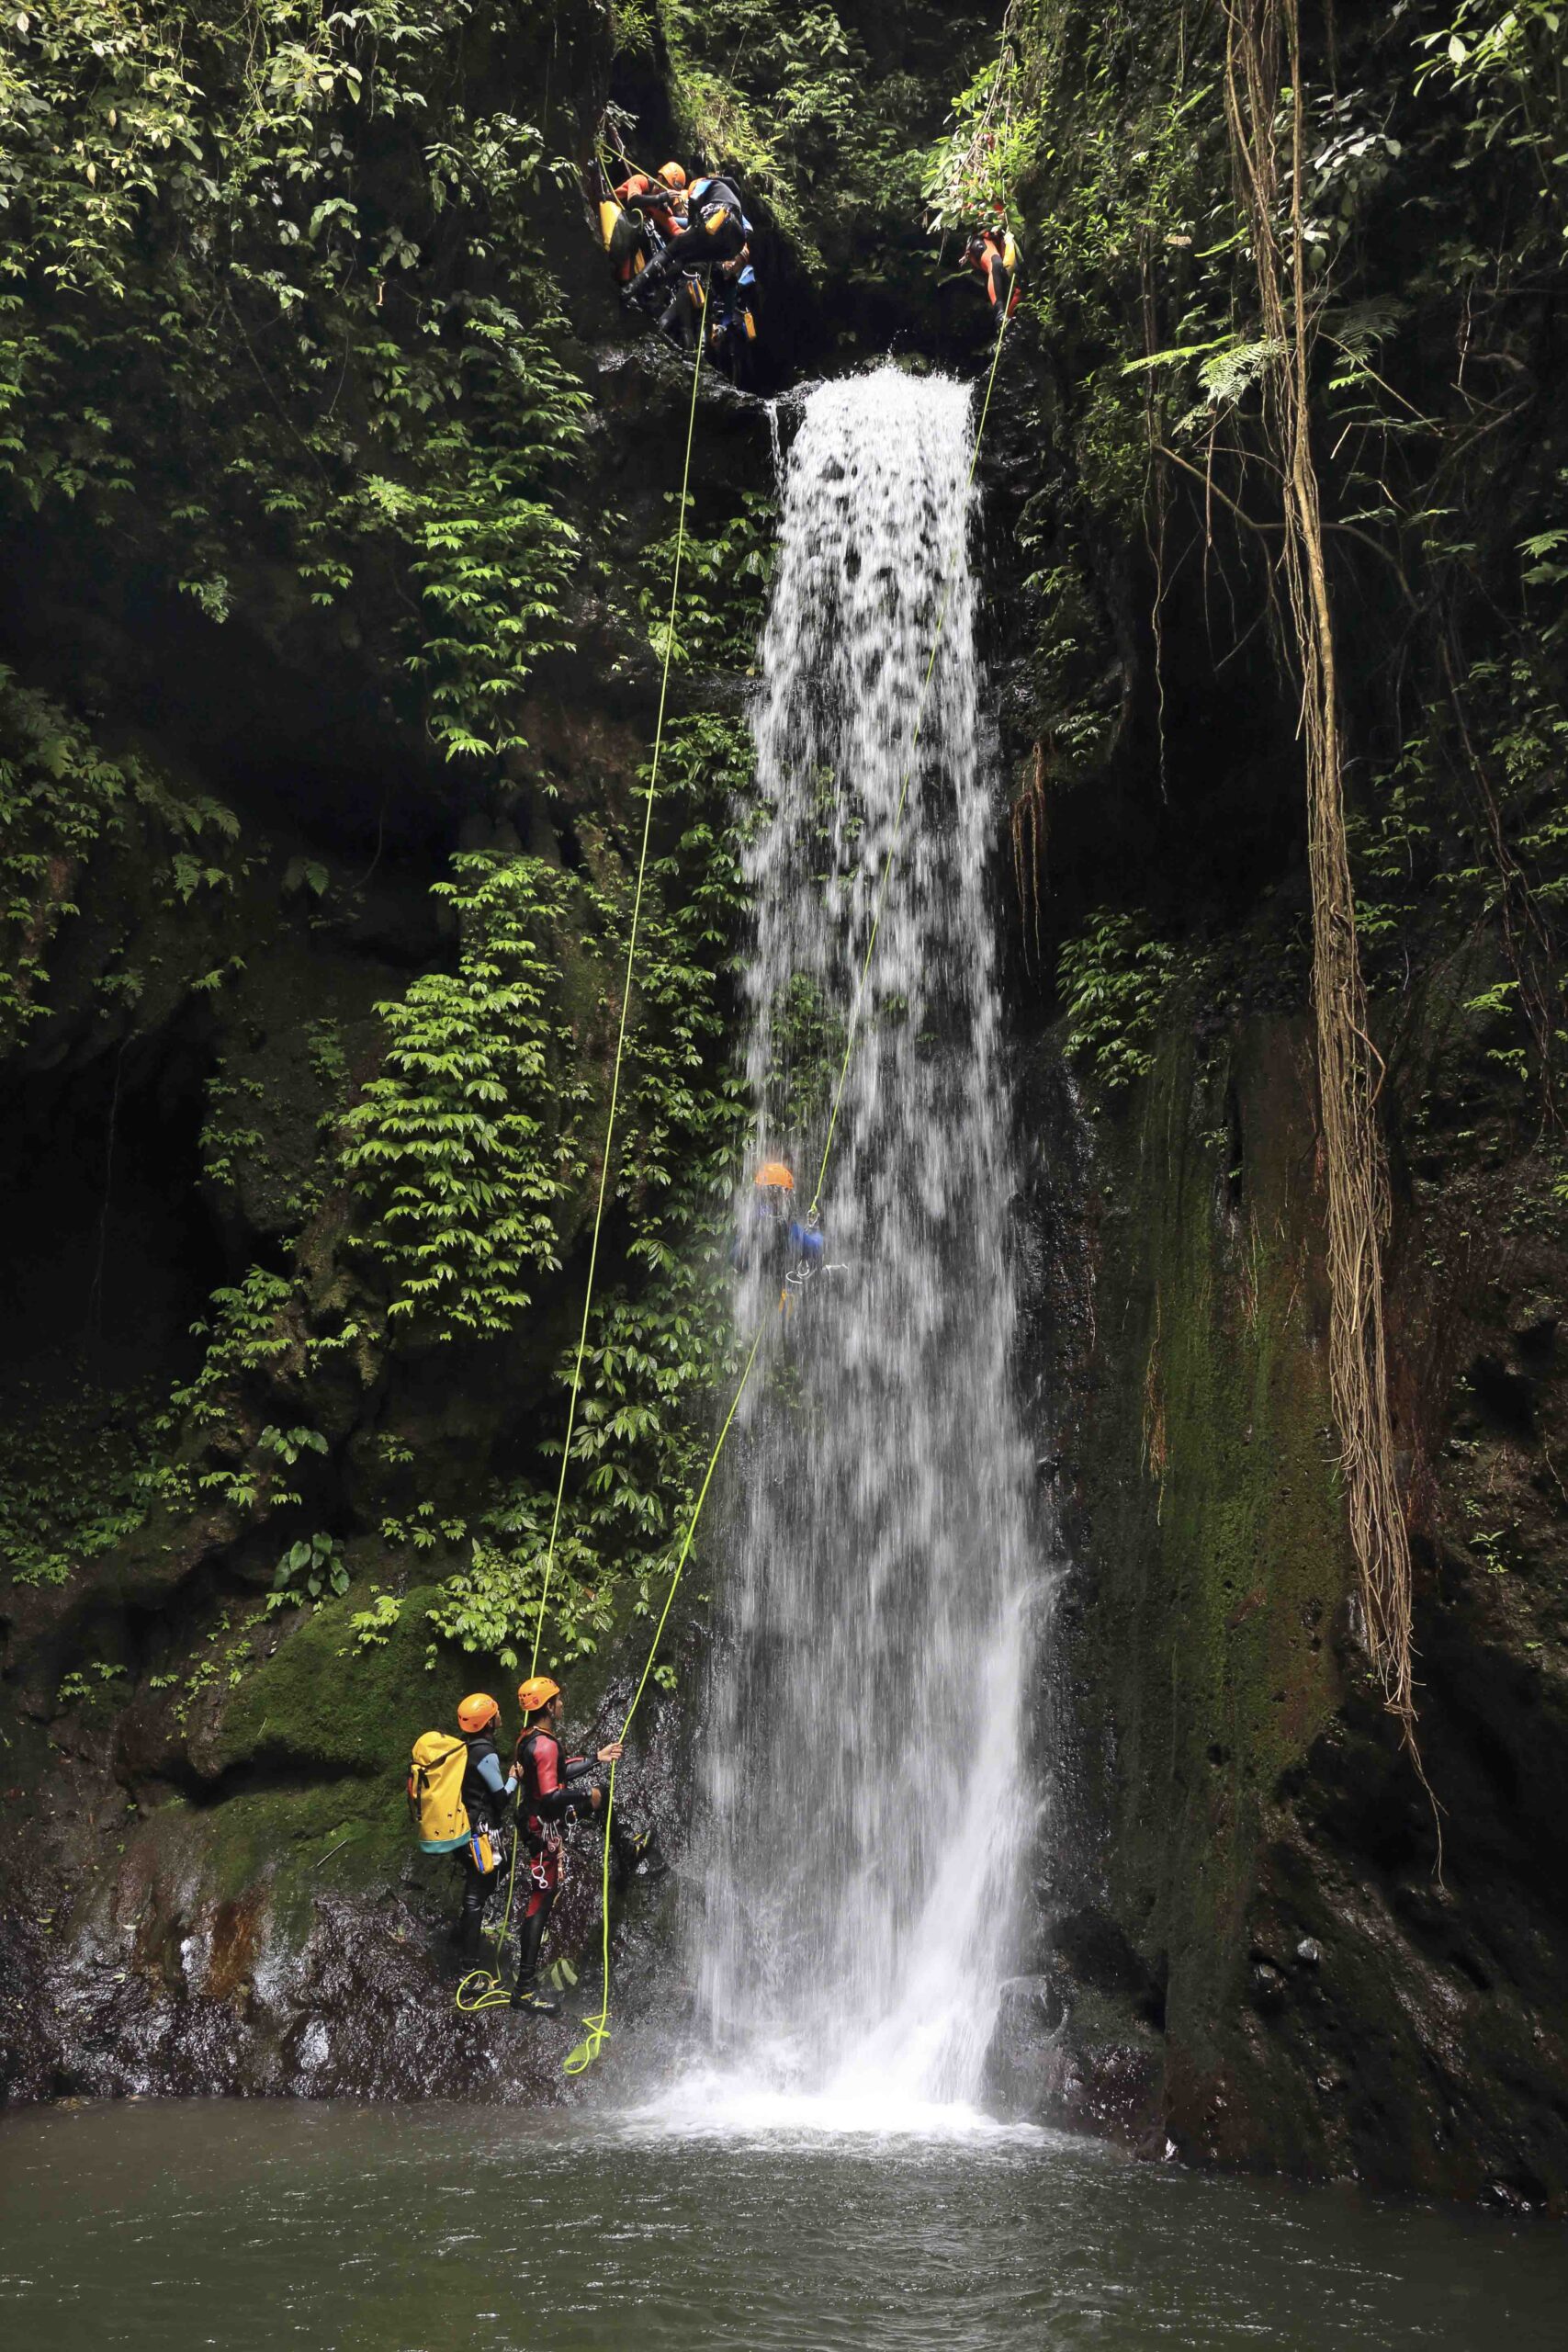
[{"x1": 1222, "y1": 0, "x2": 1434, "y2": 1845}]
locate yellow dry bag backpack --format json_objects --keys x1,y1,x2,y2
[{"x1": 408, "y1": 1731, "x2": 469, "y2": 1852}]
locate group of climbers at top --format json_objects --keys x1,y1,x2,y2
[
  {"x1": 595, "y1": 130, "x2": 1023, "y2": 387},
  {"x1": 601, "y1": 154, "x2": 760, "y2": 388}
]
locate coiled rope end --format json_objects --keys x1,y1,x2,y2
[{"x1": 563, "y1": 2010, "x2": 612, "y2": 2075}]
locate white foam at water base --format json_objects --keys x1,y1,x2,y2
[{"x1": 620, "y1": 2064, "x2": 1046, "y2": 2147}]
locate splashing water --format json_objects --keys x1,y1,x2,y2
[{"x1": 671, "y1": 368, "x2": 1039, "y2": 2132}]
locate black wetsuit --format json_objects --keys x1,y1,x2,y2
[
  {"x1": 454, "y1": 1728, "x2": 509, "y2": 1955},
  {"x1": 638, "y1": 178, "x2": 749, "y2": 292}
]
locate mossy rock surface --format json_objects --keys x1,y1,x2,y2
[{"x1": 209, "y1": 1583, "x2": 498, "y2": 1779}]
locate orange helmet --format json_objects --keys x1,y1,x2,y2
[
  {"x1": 517, "y1": 1675, "x2": 561, "y2": 1714},
  {"x1": 658, "y1": 161, "x2": 687, "y2": 190},
  {"x1": 457, "y1": 1692, "x2": 500, "y2": 1733},
  {"x1": 754, "y1": 1160, "x2": 795, "y2": 1190}
]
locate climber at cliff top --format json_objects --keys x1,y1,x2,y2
[
  {"x1": 605, "y1": 160, "x2": 688, "y2": 288},
  {"x1": 965, "y1": 218, "x2": 1021, "y2": 329},
  {"x1": 631, "y1": 167, "x2": 753, "y2": 306}
]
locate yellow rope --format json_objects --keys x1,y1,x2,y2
[
  {"x1": 560, "y1": 278, "x2": 1020, "y2": 2075},
  {"x1": 807, "y1": 279, "x2": 1016, "y2": 1218},
  {"x1": 527, "y1": 286, "x2": 710, "y2": 1683},
  {"x1": 564, "y1": 1316, "x2": 769, "y2": 2075},
  {"x1": 453, "y1": 1799, "x2": 525, "y2": 2013}
]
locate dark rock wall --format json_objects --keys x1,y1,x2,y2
[{"x1": 1010, "y1": 925, "x2": 1568, "y2": 2208}]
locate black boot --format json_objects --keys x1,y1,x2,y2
[
  {"x1": 509, "y1": 1902, "x2": 561, "y2": 2017},
  {"x1": 629, "y1": 260, "x2": 671, "y2": 312},
  {"x1": 452, "y1": 1852, "x2": 494, "y2": 1956}
]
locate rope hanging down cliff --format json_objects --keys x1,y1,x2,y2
[
  {"x1": 452, "y1": 293, "x2": 711, "y2": 2019},
  {"x1": 564, "y1": 281, "x2": 1021, "y2": 2077},
  {"x1": 527, "y1": 289, "x2": 710, "y2": 1687}
]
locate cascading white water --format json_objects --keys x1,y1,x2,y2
[{"x1": 681, "y1": 368, "x2": 1038, "y2": 2128}]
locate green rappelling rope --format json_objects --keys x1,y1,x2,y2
[
  {"x1": 452, "y1": 293, "x2": 711, "y2": 2020},
  {"x1": 527, "y1": 285, "x2": 710, "y2": 1685}
]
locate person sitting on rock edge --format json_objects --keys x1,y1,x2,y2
[{"x1": 607, "y1": 161, "x2": 688, "y2": 288}]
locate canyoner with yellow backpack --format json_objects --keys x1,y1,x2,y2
[{"x1": 407, "y1": 1730, "x2": 471, "y2": 1852}]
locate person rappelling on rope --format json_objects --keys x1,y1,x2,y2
[
  {"x1": 707, "y1": 248, "x2": 760, "y2": 389},
  {"x1": 508, "y1": 1674, "x2": 666, "y2": 2018},
  {"x1": 606, "y1": 161, "x2": 689, "y2": 292},
  {"x1": 733, "y1": 1160, "x2": 826, "y2": 1298},
  {"x1": 964, "y1": 215, "x2": 1021, "y2": 328},
  {"x1": 631, "y1": 167, "x2": 753, "y2": 314}
]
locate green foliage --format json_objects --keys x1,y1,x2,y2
[
  {"x1": 427, "y1": 711, "x2": 753, "y2": 1664},
  {"x1": 259, "y1": 1423, "x2": 329, "y2": 1467},
  {"x1": 1058, "y1": 910, "x2": 1177, "y2": 1092},
  {"x1": 172, "y1": 1267, "x2": 299, "y2": 1431},
  {"x1": 269, "y1": 1530, "x2": 349, "y2": 1611},
  {"x1": 55, "y1": 1660, "x2": 127, "y2": 1709},
  {"x1": 340, "y1": 851, "x2": 583, "y2": 1340},
  {"x1": 660, "y1": 0, "x2": 932, "y2": 279},
  {"x1": 200, "y1": 1063, "x2": 266, "y2": 1193},
  {"x1": 1416, "y1": 2, "x2": 1566, "y2": 251},
  {"x1": 348, "y1": 1589, "x2": 403, "y2": 1649},
  {"x1": 0, "y1": 669, "x2": 130, "y2": 1049},
  {"x1": 630, "y1": 490, "x2": 778, "y2": 674},
  {"x1": 922, "y1": 10, "x2": 1035, "y2": 232},
  {"x1": 0, "y1": 0, "x2": 587, "y2": 760},
  {"x1": 0, "y1": 1369, "x2": 168, "y2": 1587}
]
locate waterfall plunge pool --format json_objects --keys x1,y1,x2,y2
[{"x1": 4, "y1": 2098, "x2": 1566, "y2": 2348}]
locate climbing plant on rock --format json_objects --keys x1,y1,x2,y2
[{"x1": 1222, "y1": 0, "x2": 1420, "y2": 1766}]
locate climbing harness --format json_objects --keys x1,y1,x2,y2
[{"x1": 562, "y1": 275, "x2": 1021, "y2": 2075}]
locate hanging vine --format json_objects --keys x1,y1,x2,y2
[{"x1": 1222, "y1": 0, "x2": 1425, "y2": 1785}]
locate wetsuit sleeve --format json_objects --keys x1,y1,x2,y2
[
  {"x1": 529, "y1": 1736, "x2": 599, "y2": 1823},
  {"x1": 476, "y1": 1752, "x2": 508, "y2": 1797}
]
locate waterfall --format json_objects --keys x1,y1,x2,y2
[{"x1": 681, "y1": 368, "x2": 1038, "y2": 2126}]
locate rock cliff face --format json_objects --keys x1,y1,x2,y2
[
  {"x1": 1010, "y1": 984, "x2": 1568, "y2": 2208},
  {"x1": 4, "y1": 0, "x2": 1568, "y2": 2207}
]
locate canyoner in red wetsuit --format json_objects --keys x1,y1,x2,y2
[
  {"x1": 508, "y1": 1674, "x2": 667, "y2": 2017},
  {"x1": 606, "y1": 161, "x2": 688, "y2": 288},
  {"x1": 964, "y1": 220, "x2": 1022, "y2": 328}
]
